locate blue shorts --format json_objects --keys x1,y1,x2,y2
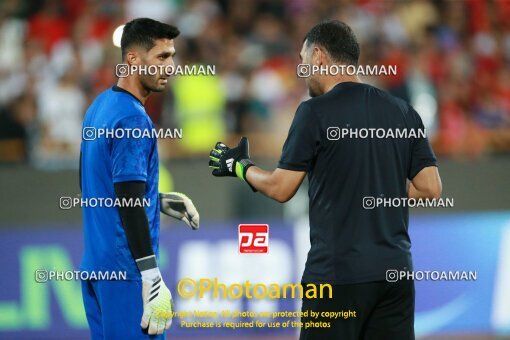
[{"x1": 81, "y1": 279, "x2": 165, "y2": 340}]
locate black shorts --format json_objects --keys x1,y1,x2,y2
[{"x1": 300, "y1": 280, "x2": 415, "y2": 340}]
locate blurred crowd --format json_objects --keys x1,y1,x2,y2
[{"x1": 0, "y1": 0, "x2": 509, "y2": 168}]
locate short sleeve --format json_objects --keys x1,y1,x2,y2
[
  {"x1": 111, "y1": 115, "x2": 154, "y2": 183},
  {"x1": 408, "y1": 107, "x2": 437, "y2": 180},
  {"x1": 278, "y1": 102, "x2": 320, "y2": 171}
]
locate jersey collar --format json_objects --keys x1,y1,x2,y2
[{"x1": 112, "y1": 85, "x2": 144, "y2": 106}]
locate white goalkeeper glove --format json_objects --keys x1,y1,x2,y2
[
  {"x1": 159, "y1": 192, "x2": 199, "y2": 230},
  {"x1": 140, "y1": 268, "x2": 174, "y2": 335}
]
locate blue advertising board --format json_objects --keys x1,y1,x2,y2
[{"x1": 0, "y1": 213, "x2": 509, "y2": 339}]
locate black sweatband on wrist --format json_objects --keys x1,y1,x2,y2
[
  {"x1": 135, "y1": 255, "x2": 158, "y2": 271},
  {"x1": 242, "y1": 161, "x2": 257, "y2": 192}
]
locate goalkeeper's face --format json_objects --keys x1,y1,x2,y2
[{"x1": 139, "y1": 38, "x2": 176, "y2": 93}]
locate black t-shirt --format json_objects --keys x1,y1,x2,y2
[{"x1": 278, "y1": 82, "x2": 437, "y2": 284}]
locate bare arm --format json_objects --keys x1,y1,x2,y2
[
  {"x1": 408, "y1": 166, "x2": 442, "y2": 199},
  {"x1": 245, "y1": 167, "x2": 306, "y2": 203}
]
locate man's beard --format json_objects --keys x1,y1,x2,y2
[
  {"x1": 308, "y1": 88, "x2": 318, "y2": 97},
  {"x1": 142, "y1": 77, "x2": 166, "y2": 93},
  {"x1": 307, "y1": 79, "x2": 322, "y2": 97},
  {"x1": 308, "y1": 85, "x2": 321, "y2": 97}
]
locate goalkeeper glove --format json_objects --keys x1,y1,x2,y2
[
  {"x1": 208, "y1": 137, "x2": 256, "y2": 190},
  {"x1": 160, "y1": 192, "x2": 199, "y2": 230},
  {"x1": 139, "y1": 266, "x2": 174, "y2": 335}
]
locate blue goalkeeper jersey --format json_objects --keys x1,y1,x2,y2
[{"x1": 80, "y1": 85, "x2": 160, "y2": 280}]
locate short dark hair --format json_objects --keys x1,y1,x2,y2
[
  {"x1": 304, "y1": 20, "x2": 360, "y2": 65},
  {"x1": 121, "y1": 18, "x2": 180, "y2": 59}
]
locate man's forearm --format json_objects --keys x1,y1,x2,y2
[
  {"x1": 245, "y1": 166, "x2": 305, "y2": 203},
  {"x1": 245, "y1": 166, "x2": 281, "y2": 201},
  {"x1": 408, "y1": 182, "x2": 439, "y2": 199},
  {"x1": 408, "y1": 166, "x2": 442, "y2": 199}
]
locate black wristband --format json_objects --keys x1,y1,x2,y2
[
  {"x1": 241, "y1": 161, "x2": 257, "y2": 192},
  {"x1": 135, "y1": 255, "x2": 158, "y2": 271}
]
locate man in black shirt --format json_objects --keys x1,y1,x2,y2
[{"x1": 209, "y1": 20, "x2": 442, "y2": 340}]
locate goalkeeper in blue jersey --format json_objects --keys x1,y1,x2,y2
[{"x1": 79, "y1": 18, "x2": 199, "y2": 339}]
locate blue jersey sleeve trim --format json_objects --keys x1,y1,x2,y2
[{"x1": 113, "y1": 175, "x2": 147, "y2": 183}]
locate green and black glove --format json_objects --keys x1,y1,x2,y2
[{"x1": 209, "y1": 137, "x2": 256, "y2": 190}]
